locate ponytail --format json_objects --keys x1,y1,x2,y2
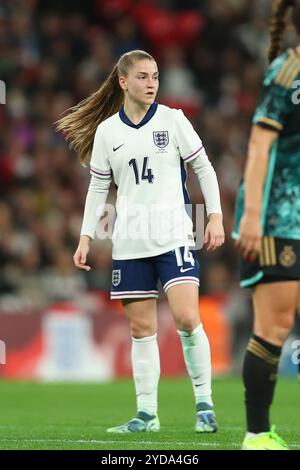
[
  {"x1": 55, "y1": 50, "x2": 155, "y2": 166},
  {"x1": 55, "y1": 65, "x2": 122, "y2": 166},
  {"x1": 269, "y1": 0, "x2": 296, "y2": 63}
]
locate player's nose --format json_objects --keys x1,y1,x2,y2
[{"x1": 146, "y1": 78, "x2": 156, "y2": 87}]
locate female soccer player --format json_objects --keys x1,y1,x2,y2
[
  {"x1": 56, "y1": 50, "x2": 224, "y2": 434},
  {"x1": 233, "y1": 0, "x2": 300, "y2": 450}
]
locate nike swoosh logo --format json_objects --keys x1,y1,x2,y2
[
  {"x1": 180, "y1": 267, "x2": 194, "y2": 273},
  {"x1": 113, "y1": 144, "x2": 125, "y2": 152}
]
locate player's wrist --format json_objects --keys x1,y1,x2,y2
[
  {"x1": 80, "y1": 234, "x2": 92, "y2": 244},
  {"x1": 208, "y1": 212, "x2": 222, "y2": 221}
]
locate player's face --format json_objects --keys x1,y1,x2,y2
[{"x1": 121, "y1": 59, "x2": 159, "y2": 106}]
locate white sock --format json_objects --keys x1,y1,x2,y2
[
  {"x1": 178, "y1": 324, "x2": 213, "y2": 408},
  {"x1": 131, "y1": 334, "x2": 160, "y2": 416},
  {"x1": 246, "y1": 431, "x2": 267, "y2": 439}
]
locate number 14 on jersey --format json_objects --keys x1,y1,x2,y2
[{"x1": 129, "y1": 157, "x2": 154, "y2": 184}]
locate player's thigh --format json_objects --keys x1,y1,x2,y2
[
  {"x1": 253, "y1": 280, "x2": 299, "y2": 343},
  {"x1": 122, "y1": 298, "x2": 158, "y2": 337},
  {"x1": 166, "y1": 283, "x2": 200, "y2": 331}
]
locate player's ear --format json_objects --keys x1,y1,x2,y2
[{"x1": 119, "y1": 76, "x2": 127, "y2": 91}]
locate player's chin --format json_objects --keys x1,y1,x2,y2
[{"x1": 144, "y1": 93, "x2": 156, "y2": 104}]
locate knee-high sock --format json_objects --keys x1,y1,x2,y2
[
  {"x1": 178, "y1": 324, "x2": 213, "y2": 407},
  {"x1": 243, "y1": 334, "x2": 281, "y2": 433},
  {"x1": 131, "y1": 334, "x2": 160, "y2": 415}
]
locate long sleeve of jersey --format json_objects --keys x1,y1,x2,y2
[
  {"x1": 189, "y1": 154, "x2": 222, "y2": 216},
  {"x1": 174, "y1": 109, "x2": 222, "y2": 216},
  {"x1": 80, "y1": 124, "x2": 112, "y2": 240},
  {"x1": 80, "y1": 174, "x2": 111, "y2": 240}
]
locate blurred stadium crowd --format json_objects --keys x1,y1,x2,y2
[{"x1": 0, "y1": 0, "x2": 295, "y2": 339}]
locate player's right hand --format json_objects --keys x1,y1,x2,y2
[
  {"x1": 235, "y1": 212, "x2": 262, "y2": 260},
  {"x1": 73, "y1": 236, "x2": 91, "y2": 271}
]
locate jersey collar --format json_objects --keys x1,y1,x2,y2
[{"x1": 119, "y1": 102, "x2": 158, "y2": 129}]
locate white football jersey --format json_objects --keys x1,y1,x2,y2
[{"x1": 90, "y1": 103, "x2": 208, "y2": 260}]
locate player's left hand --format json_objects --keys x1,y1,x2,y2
[{"x1": 204, "y1": 213, "x2": 225, "y2": 252}]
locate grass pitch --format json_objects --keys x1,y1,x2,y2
[{"x1": 0, "y1": 377, "x2": 299, "y2": 450}]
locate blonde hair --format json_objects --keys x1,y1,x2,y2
[{"x1": 55, "y1": 50, "x2": 155, "y2": 165}]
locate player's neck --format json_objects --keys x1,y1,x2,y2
[{"x1": 123, "y1": 101, "x2": 151, "y2": 125}]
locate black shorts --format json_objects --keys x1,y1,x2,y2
[{"x1": 240, "y1": 236, "x2": 300, "y2": 288}]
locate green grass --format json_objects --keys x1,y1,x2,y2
[{"x1": 0, "y1": 377, "x2": 299, "y2": 450}]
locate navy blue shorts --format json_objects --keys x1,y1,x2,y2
[{"x1": 111, "y1": 246, "x2": 200, "y2": 300}]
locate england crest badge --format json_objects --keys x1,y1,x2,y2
[
  {"x1": 112, "y1": 269, "x2": 121, "y2": 286},
  {"x1": 153, "y1": 131, "x2": 169, "y2": 148}
]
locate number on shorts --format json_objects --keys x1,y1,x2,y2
[{"x1": 174, "y1": 247, "x2": 195, "y2": 267}]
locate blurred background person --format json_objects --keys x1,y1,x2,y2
[{"x1": 233, "y1": 0, "x2": 300, "y2": 451}]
